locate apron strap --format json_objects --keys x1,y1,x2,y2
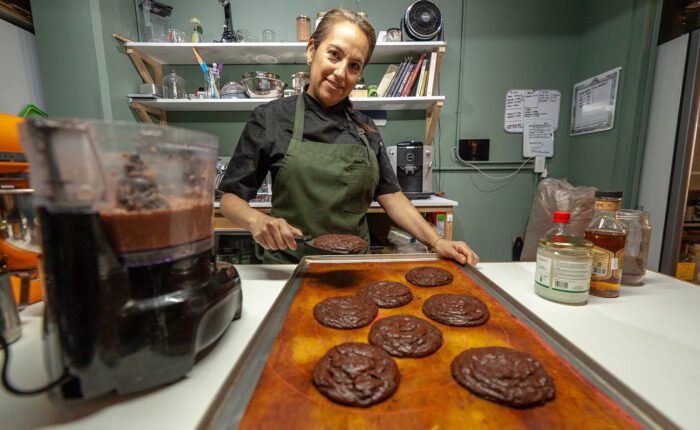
[
  {"x1": 292, "y1": 94, "x2": 305, "y2": 141},
  {"x1": 345, "y1": 109, "x2": 372, "y2": 156}
]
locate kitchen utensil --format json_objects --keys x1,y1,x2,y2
[
  {"x1": 386, "y1": 27, "x2": 402, "y2": 42},
  {"x1": 262, "y1": 29, "x2": 275, "y2": 42},
  {"x1": 18, "y1": 118, "x2": 242, "y2": 399},
  {"x1": 291, "y1": 72, "x2": 310, "y2": 94},
  {"x1": 220, "y1": 81, "x2": 247, "y2": 99},
  {"x1": 193, "y1": 48, "x2": 218, "y2": 98},
  {"x1": 166, "y1": 28, "x2": 186, "y2": 43},
  {"x1": 293, "y1": 235, "x2": 365, "y2": 254},
  {"x1": 243, "y1": 71, "x2": 280, "y2": 80},
  {"x1": 241, "y1": 76, "x2": 286, "y2": 98},
  {"x1": 162, "y1": 70, "x2": 187, "y2": 99}
]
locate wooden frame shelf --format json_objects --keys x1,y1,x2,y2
[{"x1": 115, "y1": 35, "x2": 447, "y2": 145}]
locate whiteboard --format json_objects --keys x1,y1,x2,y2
[{"x1": 504, "y1": 89, "x2": 561, "y2": 133}]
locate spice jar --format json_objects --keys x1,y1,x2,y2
[
  {"x1": 296, "y1": 15, "x2": 310, "y2": 42},
  {"x1": 585, "y1": 191, "x2": 626, "y2": 298},
  {"x1": 535, "y1": 236, "x2": 593, "y2": 305},
  {"x1": 618, "y1": 210, "x2": 651, "y2": 285}
]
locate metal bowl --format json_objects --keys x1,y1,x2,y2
[
  {"x1": 241, "y1": 77, "x2": 287, "y2": 98},
  {"x1": 242, "y1": 71, "x2": 280, "y2": 80}
]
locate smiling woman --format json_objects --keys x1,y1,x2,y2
[
  {"x1": 305, "y1": 9, "x2": 376, "y2": 109},
  {"x1": 218, "y1": 8, "x2": 479, "y2": 266}
]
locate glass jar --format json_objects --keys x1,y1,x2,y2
[
  {"x1": 162, "y1": 70, "x2": 187, "y2": 99},
  {"x1": 315, "y1": 11, "x2": 326, "y2": 31},
  {"x1": 584, "y1": 191, "x2": 626, "y2": 298},
  {"x1": 535, "y1": 236, "x2": 593, "y2": 305},
  {"x1": 619, "y1": 210, "x2": 651, "y2": 285},
  {"x1": 296, "y1": 15, "x2": 310, "y2": 42}
]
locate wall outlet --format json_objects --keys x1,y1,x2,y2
[{"x1": 534, "y1": 156, "x2": 546, "y2": 173}]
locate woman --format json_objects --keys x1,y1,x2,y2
[{"x1": 219, "y1": 8, "x2": 479, "y2": 266}]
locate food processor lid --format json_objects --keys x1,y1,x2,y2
[{"x1": 18, "y1": 118, "x2": 218, "y2": 211}]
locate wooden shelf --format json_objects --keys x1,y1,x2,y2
[
  {"x1": 684, "y1": 222, "x2": 700, "y2": 228},
  {"x1": 123, "y1": 41, "x2": 447, "y2": 65},
  {"x1": 129, "y1": 96, "x2": 445, "y2": 112}
]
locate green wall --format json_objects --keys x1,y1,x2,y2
[{"x1": 30, "y1": 0, "x2": 662, "y2": 261}]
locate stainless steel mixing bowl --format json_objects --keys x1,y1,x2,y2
[{"x1": 241, "y1": 77, "x2": 287, "y2": 98}]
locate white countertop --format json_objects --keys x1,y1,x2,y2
[
  {"x1": 2, "y1": 263, "x2": 699, "y2": 429},
  {"x1": 213, "y1": 195, "x2": 458, "y2": 209}
]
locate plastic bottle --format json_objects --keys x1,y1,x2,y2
[
  {"x1": 545, "y1": 211, "x2": 573, "y2": 241},
  {"x1": 190, "y1": 17, "x2": 203, "y2": 43}
]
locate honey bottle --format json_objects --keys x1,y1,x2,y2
[{"x1": 584, "y1": 191, "x2": 626, "y2": 297}]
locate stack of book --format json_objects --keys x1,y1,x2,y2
[{"x1": 375, "y1": 51, "x2": 438, "y2": 97}]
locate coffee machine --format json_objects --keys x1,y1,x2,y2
[
  {"x1": 19, "y1": 118, "x2": 242, "y2": 399},
  {"x1": 387, "y1": 141, "x2": 434, "y2": 198}
]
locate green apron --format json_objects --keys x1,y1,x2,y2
[{"x1": 261, "y1": 94, "x2": 379, "y2": 264}]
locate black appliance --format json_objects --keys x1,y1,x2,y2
[
  {"x1": 401, "y1": 0, "x2": 444, "y2": 42},
  {"x1": 388, "y1": 141, "x2": 434, "y2": 199},
  {"x1": 218, "y1": 0, "x2": 237, "y2": 42},
  {"x1": 18, "y1": 118, "x2": 242, "y2": 399}
]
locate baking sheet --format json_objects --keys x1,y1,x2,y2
[{"x1": 199, "y1": 255, "x2": 676, "y2": 429}]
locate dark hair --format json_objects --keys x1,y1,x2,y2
[
  {"x1": 309, "y1": 8, "x2": 377, "y2": 133},
  {"x1": 310, "y1": 8, "x2": 377, "y2": 66}
]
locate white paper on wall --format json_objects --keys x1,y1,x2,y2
[{"x1": 504, "y1": 89, "x2": 561, "y2": 133}]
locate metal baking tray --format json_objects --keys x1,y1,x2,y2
[{"x1": 198, "y1": 254, "x2": 678, "y2": 430}]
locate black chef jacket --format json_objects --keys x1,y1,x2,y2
[{"x1": 219, "y1": 92, "x2": 402, "y2": 201}]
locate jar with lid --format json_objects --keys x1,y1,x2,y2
[
  {"x1": 162, "y1": 70, "x2": 187, "y2": 99},
  {"x1": 535, "y1": 236, "x2": 593, "y2": 305},
  {"x1": 584, "y1": 191, "x2": 626, "y2": 298},
  {"x1": 546, "y1": 211, "x2": 573, "y2": 240},
  {"x1": 618, "y1": 210, "x2": 651, "y2": 285},
  {"x1": 296, "y1": 15, "x2": 310, "y2": 42}
]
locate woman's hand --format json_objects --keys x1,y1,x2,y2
[
  {"x1": 247, "y1": 213, "x2": 303, "y2": 251},
  {"x1": 432, "y1": 238, "x2": 479, "y2": 266}
]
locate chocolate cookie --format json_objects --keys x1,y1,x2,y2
[
  {"x1": 312, "y1": 342, "x2": 400, "y2": 407},
  {"x1": 451, "y1": 347, "x2": 555, "y2": 408},
  {"x1": 405, "y1": 266, "x2": 454, "y2": 287},
  {"x1": 422, "y1": 293, "x2": 490, "y2": 327},
  {"x1": 357, "y1": 281, "x2": 413, "y2": 308},
  {"x1": 368, "y1": 315, "x2": 443, "y2": 358},
  {"x1": 313, "y1": 296, "x2": 378, "y2": 329},
  {"x1": 313, "y1": 234, "x2": 369, "y2": 253}
]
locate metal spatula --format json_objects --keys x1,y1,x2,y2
[{"x1": 294, "y1": 235, "x2": 354, "y2": 254}]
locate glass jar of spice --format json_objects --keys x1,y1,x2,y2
[
  {"x1": 618, "y1": 210, "x2": 651, "y2": 285},
  {"x1": 585, "y1": 191, "x2": 626, "y2": 298},
  {"x1": 535, "y1": 236, "x2": 593, "y2": 305},
  {"x1": 296, "y1": 15, "x2": 310, "y2": 42}
]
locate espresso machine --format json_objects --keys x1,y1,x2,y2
[
  {"x1": 19, "y1": 118, "x2": 242, "y2": 399},
  {"x1": 387, "y1": 141, "x2": 434, "y2": 199}
]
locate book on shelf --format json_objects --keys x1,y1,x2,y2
[
  {"x1": 392, "y1": 59, "x2": 415, "y2": 97},
  {"x1": 413, "y1": 58, "x2": 428, "y2": 96},
  {"x1": 420, "y1": 67, "x2": 429, "y2": 96},
  {"x1": 376, "y1": 64, "x2": 398, "y2": 97},
  {"x1": 386, "y1": 57, "x2": 409, "y2": 97},
  {"x1": 387, "y1": 57, "x2": 411, "y2": 97},
  {"x1": 426, "y1": 50, "x2": 438, "y2": 97},
  {"x1": 401, "y1": 52, "x2": 426, "y2": 97}
]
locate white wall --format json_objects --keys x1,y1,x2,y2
[
  {"x1": 0, "y1": 19, "x2": 45, "y2": 115},
  {"x1": 637, "y1": 34, "x2": 688, "y2": 270}
]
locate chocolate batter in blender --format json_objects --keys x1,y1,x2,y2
[{"x1": 19, "y1": 118, "x2": 242, "y2": 399}]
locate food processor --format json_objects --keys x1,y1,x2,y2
[{"x1": 18, "y1": 118, "x2": 242, "y2": 399}]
